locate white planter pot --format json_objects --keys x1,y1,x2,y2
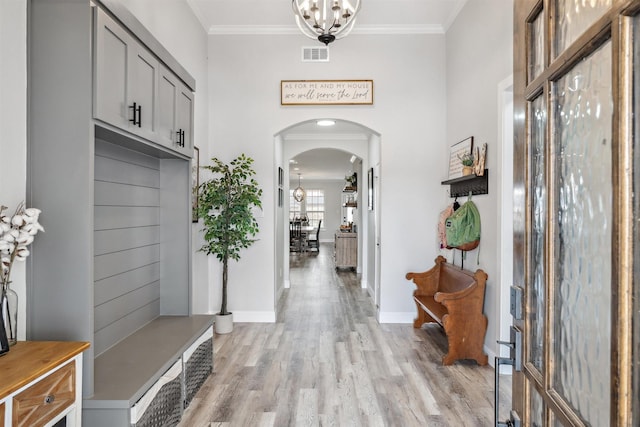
[{"x1": 215, "y1": 313, "x2": 233, "y2": 334}]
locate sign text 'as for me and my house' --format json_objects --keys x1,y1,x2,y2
[{"x1": 281, "y1": 80, "x2": 373, "y2": 105}]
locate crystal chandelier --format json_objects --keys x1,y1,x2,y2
[
  {"x1": 293, "y1": 174, "x2": 305, "y2": 202},
  {"x1": 292, "y1": 0, "x2": 362, "y2": 45}
]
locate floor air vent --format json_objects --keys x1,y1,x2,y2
[{"x1": 302, "y1": 46, "x2": 329, "y2": 62}]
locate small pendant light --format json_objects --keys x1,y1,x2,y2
[{"x1": 293, "y1": 173, "x2": 305, "y2": 202}]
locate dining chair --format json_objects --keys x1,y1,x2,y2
[
  {"x1": 306, "y1": 220, "x2": 322, "y2": 253},
  {"x1": 290, "y1": 220, "x2": 303, "y2": 252}
]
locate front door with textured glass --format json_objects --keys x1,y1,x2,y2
[{"x1": 513, "y1": 1, "x2": 639, "y2": 425}]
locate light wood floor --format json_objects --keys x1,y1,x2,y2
[{"x1": 180, "y1": 244, "x2": 511, "y2": 426}]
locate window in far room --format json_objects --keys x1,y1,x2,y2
[
  {"x1": 289, "y1": 189, "x2": 324, "y2": 229},
  {"x1": 305, "y1": 189, "x2": 324, "y2": 229}
]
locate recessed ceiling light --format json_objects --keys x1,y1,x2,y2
[{"x1": 316, "y1": 119, "x2": 336, "y2": 127}]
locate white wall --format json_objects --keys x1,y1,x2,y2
[
  {"x1": 208, "y1": 32, "x2": 447, "y2": 322},
  {"x1": 443, "y1": 0, "x2": 513, "y2": 360}
]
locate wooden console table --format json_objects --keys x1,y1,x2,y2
[{"x1": 0, "y1": 341, "x2": 89, "y2": 426}]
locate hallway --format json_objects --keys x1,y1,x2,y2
[{"x1": 180, "y1": 244, "x2": 507, "y2": 426}]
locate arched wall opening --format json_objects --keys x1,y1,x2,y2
[{"x1": 273, "y1": 119, "x2": 381, "y2": 319}]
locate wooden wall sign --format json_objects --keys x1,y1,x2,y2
[{"x1": 281, "y1": 80, "x2": 373, "y2": 105}]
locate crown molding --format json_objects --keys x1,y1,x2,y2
[
  {"x1": 442, "y1": 0, "x2": 467, "y2": 32},
  {"x1": 207, "y1": 24, "x2": 444, "y2": 36}
]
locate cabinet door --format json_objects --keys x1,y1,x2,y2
[
  {"x1": 129, "y1": 44, "x2": 159, "y2": 140},
  {"x1": 175, "y1": 84, "x2": 194, "y2": 156},
  {"x1": 94, "y1": 7, "x2": 158, "y2": 141},
  {"x1": 157, "y1": 67, "x2": 178, "y2": 148},
  {"x1": 94, "y1": 7, "x2": 130, "y2": 129}
]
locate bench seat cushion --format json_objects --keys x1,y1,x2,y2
[{"x1": 414, "y1": 295, "x2": 447, "y2": 324}]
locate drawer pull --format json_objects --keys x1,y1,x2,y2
[{"x1": 44, "y1": 394, "x2": 55, "y2": 404}]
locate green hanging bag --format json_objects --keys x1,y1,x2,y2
[{"x1": 445, "y1": 200, "x2": 481, "y2": 251}]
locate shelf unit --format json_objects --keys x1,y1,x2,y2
[{"x1": 441, "y1": 169, "x2": 489, "y2": 197}]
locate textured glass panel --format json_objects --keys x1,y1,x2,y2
[
  {"x1": 553, "y1": 41, "x2": 612, "y2": 425},
  {"x1": 555, "y1": 0, "x2": 611, "y2": 56},
  {"x1": 530, "y1": 11, "x2": 544, "y2": 82},
  {"x1": 529, "y1": 383, "x2": 545, "y2": 427},
  {"x1": 529, "y1": 94, "x2": 546, "y2": 372}
]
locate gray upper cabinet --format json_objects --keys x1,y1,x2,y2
[
  {"x1": 129, "y1": 46, "x2": 159, "y2": 140},
  {"x1": 94, "y1": 7, "x2": 192, "y2": 156},
  {"x1": 176, "y1": 82, "x2": 194, "y2": 155},
  {"x1": 93, "y1": 7, "x2": 130, "y2": 130},
  {"x1": 158, "y1": 66, "x2": 194, "y2": 157}
]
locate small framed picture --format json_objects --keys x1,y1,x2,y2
[
  {"x1": 367, "y1": 167, "x2": 374, "y2": 211},
  {"x1": 448, "y1": 136, "x2": 474, "y2": 179},
  {"x1": 278, "y1": 188, "x2": 283, "y2": 207},
  {"x1": 192, "y1": 146, "x2": 200, "y2": 223}
]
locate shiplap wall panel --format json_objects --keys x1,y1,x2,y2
[
  {"x1": 94, "y1": 139, "x2": 161, "y2": 356},
  {"x1": 95, "y1": 155, "x2": 160, "y2": 189},
  {"x1": 94, "y1": 263, "x2": 160, "y2": 306},
  {"x1": 95, "y1": 206, "x2": 160, "y2": 230},
  {"x1": 94, "y1": 245, "x2": 160, "y2": 281},
  {"x1": 95, "y1": 137, "x2": 161, "y2": 170},
  {"x1": 94, "y1": 282, "x2": 160, "y2": 331},
  {"x1": 93, "y1": 301, "x2": 160, "y2": 356},
  {"x1": 95, "y1": 181, "x2": 160, "y2": 207},
  {"x1": 94, "y1": 226, "x2": 160, "y2": 256}
]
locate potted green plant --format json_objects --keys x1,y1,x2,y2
[
  {"x1": 458, "y1": 152, "x2": 475, "y2": 176},
  {"x1": 196, "y1": 154, "x2": 262, "y2": 334}
]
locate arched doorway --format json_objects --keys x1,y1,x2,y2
[{"x1": 273, "y1": 119, "x2": 381, "y2": 319}]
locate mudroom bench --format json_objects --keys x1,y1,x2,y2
[
  {"x1": 405, "y1": 256, "x2": 488, "y2": 365},
  {"x1": 83, "y1": 315, "x2": 214, "y2": 426}
]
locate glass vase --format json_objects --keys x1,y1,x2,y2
[{"x1": 1, "y1": 285, "x2": 18, "y2": 346}]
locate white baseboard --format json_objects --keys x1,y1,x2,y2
[
  {"x1": 378, "y1": 311, "x2": 414, "y2": 324},
  {"x1": 284, "y1": 279, "x2": 290, "y2": 289},
  {"x1": 361, "y1": 278, "x2": 368, "y2": 289},
  {"x1": 232, "y1": 311, "x2": 276, "y2": 323}
]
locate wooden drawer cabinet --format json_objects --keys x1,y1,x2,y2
[
  {"x1": 12, "y1": 362, "x2": 75, "y2": 426},
  {"x1": 0, "y1": 341, "x2": 89, "y2": 427}
]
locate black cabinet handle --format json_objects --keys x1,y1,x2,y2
[
  {"x1": 129, "y1": 103, "x2": 142, "y2": 127},
  {"x1": 176, "y1": 129, "x2": 185, "y2": 147}
]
